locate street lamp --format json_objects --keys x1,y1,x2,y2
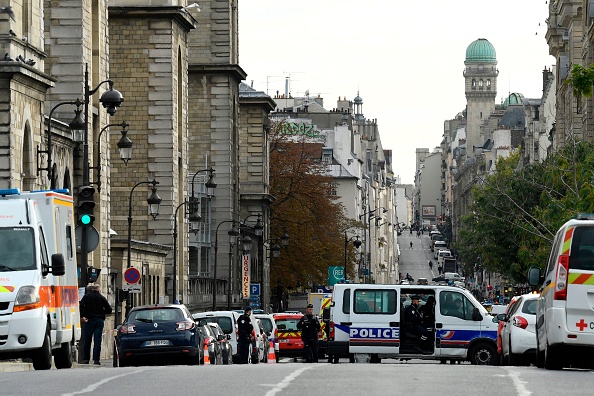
[
  {"x1": 37, "y1": 100, "x2": 81, "y2": 189},
  {"x1": 92, "y1": 121, "x2": 133, "y2": 192},
  {"x1": 344, "y1": 233, "x2": 362, "y2": 281},
  {"x1": 69, "y1": 63, "x2": 124, "y2": 287},
  {"x1": 125, "y1": 179, "x2": 161, "y2": 314},
  {"x1": 212, "y1": 221, "x2": 239, "y2": 310}
]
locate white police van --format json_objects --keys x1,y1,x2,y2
[{"x1": 327, "y1": 283, "x2": 498, "y2": 364}]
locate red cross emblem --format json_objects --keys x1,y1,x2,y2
[{"x1": 576, "y1": 319, "x2": 588, "y2": 331}]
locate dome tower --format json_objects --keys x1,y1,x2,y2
[{"x1": 463, "y1": 38, "x2": 498, "y2": 157}]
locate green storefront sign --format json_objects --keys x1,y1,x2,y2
[{"x1": 328, "y1": 266, "x2": 345, "y2": 286}]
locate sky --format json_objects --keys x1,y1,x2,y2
[{"x1": 238, "y1": 0, "x2": 555, "y2": 184}]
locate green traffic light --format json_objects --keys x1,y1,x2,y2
[{"x1": 80, "y1": 214, "x2": 92, "y2": 225}]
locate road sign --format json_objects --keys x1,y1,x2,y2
[
  {"x1": 122, "y1": 284, "x2": 141, "y2": 293},
  {"x1": 250, "y1": 283, "x2": 260, "y2": 297},
  {"x1": 75, "y1": 226, "x2": 100, "y2": 253},
  {"x1": 124, "y1": 267, "x2": 141, "y2": 285},
  {"x1": 328, "y1": 266, "x2": 345, "y2": 286}
]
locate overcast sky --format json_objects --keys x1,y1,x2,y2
[{"x1": 238, "y1": 0, "x2": 555, "y2": 184}]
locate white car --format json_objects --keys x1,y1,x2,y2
[
  {"x1": 192, "y1": 311, "x2": 240, "y2": 363},
  {"x1": 499, "y1": 293, "x2": 539, "y2": 366},
  {"x1": 437, "y1": 249, "x2": 452, "y2": 265},
  {"x1": 255, "y1": 313, "x2": 278, "y2": 362}
]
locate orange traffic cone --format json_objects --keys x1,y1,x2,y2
[
  {"x1": 203, "y1": 343, "x2": 210, "y2": 365},
  {"x1": 267, "y1": 341, "x2": 276, "y2": 364}
]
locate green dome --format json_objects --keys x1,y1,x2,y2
[
  {"x1": 465, "y1": 38, "x2": 496, "y2": 63},
  {"x1": 503, "y1": 93, "x2": 524, "y2": 108}
]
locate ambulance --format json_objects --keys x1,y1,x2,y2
[
  {"x1": 0, "y1": 188, "x2": 80, "y2": 369},
  {"x1": 327, "y1": 283, "x2": 498, "y2": 364}
]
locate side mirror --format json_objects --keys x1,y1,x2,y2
[
  {"x1": 197, "y1": 319, "x2": 207, "y2": 326},
  {"x1": 527, "y1": 267, "x2": 542, "y2": 286},
  {"x1": 472, "y1": 307, "x2": 483, "y2": 321},
  {"x1": 217, "y1": 334, "x2": 226, "y2": 341},
  {"x1": 497, "y1": 313, "x2": 507, "y2": 321},
  {"x1": 50, "y1": 253, "x2": 66, "y2": 276},
  {"x1": 227, "y1": 334, "x2": 231, "y2": 340},
  {"x1": 492, "y1": 316, "x2": 499, "y2": 323}
]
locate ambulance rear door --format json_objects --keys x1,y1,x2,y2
[{"x1": 348, "y1": 286, "x2": 400, "y2": 354}]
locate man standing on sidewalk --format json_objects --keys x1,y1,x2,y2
[{"x1": 80, "y1": 284, "x2": 112, "y2": 365}]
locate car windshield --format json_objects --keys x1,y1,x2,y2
[
  {"x1": 258, "y1": 318, "x2": 273, "y2": 333},
  {"x1": 129, "y1": 308, "x2": 184, "y2": 323},
  {"x1": 0, "y1": 227, "x2": 36, "y2": 271},
  {"x1": 276, "y1": 319, "x2": 300, "y2": 331},
  {"x1": 199, "y1": 316, "x2": 233, "y2": 333}
]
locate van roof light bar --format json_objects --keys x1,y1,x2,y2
[{"x1": 0, "y1": 188, "x2": 20, "y2": 197}]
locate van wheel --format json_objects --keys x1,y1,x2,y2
[
  {"x1": 54, "y1": 337, "x2": 73, "y2": 369},
  {"x1": 469, "y1": 343, "x2": 497, "y2": 365},
  {"x1": 32, "y1": 326, "x2": 53, "y2": 370},
  {"x1": 544, "y1": 344, "x2": 562, "y2": 370}
]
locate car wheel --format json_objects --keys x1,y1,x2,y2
[
  {"x1": 544, "y1": 343, "x2": 563, "y2": 370},
  {"x1": 54, "y1": 337, "x2": 74, "y2": 369},
  {"x1": 32, "y1": 326, "x2": 52, "y2": 370},
  {"x1": 469, "y1": 343, "x2": 497, "y2": 365}
]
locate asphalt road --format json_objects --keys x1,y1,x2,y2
[{"x1": 399, "y1": 232, "x2": 437, "y2": 283}]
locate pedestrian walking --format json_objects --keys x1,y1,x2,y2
[
  {"x1": 428, "y1": 260, "x2": 433, "y2": 270},
  {"x1": 80, "y1": 284, "x2": 112, "y2": 365},
  {"x1": 237, "y1": 306, "x2": 254, "y2": 364},
  {"x1": 410, "y1": 241, "x2": 413, "y2": 249},
  {"x1": 438, "y1": 265, "x2": 443, "y2": 274},
  {"x1": 297, "y1": 304, "x2": 321, "y2": 362}
]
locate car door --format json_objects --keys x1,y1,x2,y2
[
  {"x1": 436, "y1": 290, "x2": 483, "y2": 359},
  {"x1": 348, "y1": 287, "x2": 400, "y2": 354},
  {"x1": 500, "y1": 296, "x2": 523, "y2": 358},
  {"x1": 565, "y1": 226, "x2": 594, "y2": 335}
]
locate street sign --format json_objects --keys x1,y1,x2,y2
[
  {"x1": 250, "y1": 283, "x2": 260, "y2": 297},
  {"x1": 124, "y1": 267, "x2": 141, "y2": 285},
  {"x1": 75, "y1": 225, "x2": 100, "y2": 253},
  {"x1": 328, "y1": 266, "x2": 345, "y2": 286},
  {"x1": 122, "y1": 284, "x2": 141, "y2": 293}
]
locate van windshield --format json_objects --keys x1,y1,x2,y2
[{"x1": 0, "y1": 227, "x2": 36, "y2": 271}]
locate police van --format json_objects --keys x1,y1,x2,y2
[{"x1": 327, "y1": 283, "x2": 498, "y2": 364}]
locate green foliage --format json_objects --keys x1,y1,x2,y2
[
  {"x1": 455, "y1": 141, "x2": 594, "y2": 282},
  {"x1": 566, "y1": 64, "x2": 594, "y2": 98}
]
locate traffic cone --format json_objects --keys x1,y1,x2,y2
[
  {"x1": 203, "y1": 343, "x2": 210, "y2": 365},
  {"x1": 267, "y1": 341, "x2": 276, "y2": 364}
]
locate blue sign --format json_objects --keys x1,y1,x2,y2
[
  {"x1": 315, "y1": 285, "x2": 332, "y2": 293},
  {"x1": 250, "y1": 283, "x2": 260, "y2": 297}
]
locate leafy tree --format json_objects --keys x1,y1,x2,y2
[{"x1": 268, "y1": 120, "x2": 349, "y2": 306}]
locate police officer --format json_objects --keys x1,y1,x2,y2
[
  {"x1": 297, "y1": 304, "x2": 321, "y2": 362},
  {"x1": 237, "y1": 306, "x2": 254, "y2": 364},
  {"x1": 404, "y1": 295, "x2": 430, "y2": 352}
]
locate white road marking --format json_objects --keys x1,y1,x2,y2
[
  {"x1": 62, "y1": 369, "x2": 145, "y2": 396},
  {"x1": 264, "y1": 366, "x2": 312, "y2": 396},
  {"x1": 502, "y1": 367, "x2": 532, "y2": 396}
]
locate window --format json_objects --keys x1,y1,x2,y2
[
  {"x1": 342, "y1": 289, "x2": 351, "y2": 314},
  {"x1": 276, "y1": 319, "x2": 299, "y2": 332},
  {"x1": 479, "y1": 80, "x2": 484, "y2": 88},
  {"x1": 353, "y1": 289, "x2": 397, "y2": 314},
  {"x1": 322, "y1": 148, "x2": 333, "y2": 164},
  {"x1": 472, "y1": 79, "x2": 476, "y2": 89},
  {"x1": 546, "y1": 230, "x2": 564, "y2": 275},
  {"x1": 66, "y1": 224, "x2": 73, "y2": 259},
  {"x1": 440, "y1": 291, "x2": 474, "y2": 320},
  {"x1": 202, "y1": 316, "x2": 233, "y2": 333},
  {"x1": 522, "y1": 300, "x2": 537, "y2": 315},
  {"x1": 487, "y1": 79, "x2": 491, "y2": 88}
]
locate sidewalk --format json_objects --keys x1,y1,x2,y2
[{"x1": 0, "y1": 358, "x2": 114, "y2": 373}]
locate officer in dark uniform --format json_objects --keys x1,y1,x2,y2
[
  {"x1": 404, "y1": 295, "x2": 430, "y2": 351},
  {"x1": 297, "y1": 304, "x2": 321, "y2": 362},
  {"x1": 237, "y1": 306, "x2": 254, "y2": 364}
]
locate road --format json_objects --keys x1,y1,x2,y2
[
  {"x1": 399, "y1": 231, "x2": 437, "y2": 283},
  {"x1": 1, "y1": 358, "x2": 594, "y2": 396}
]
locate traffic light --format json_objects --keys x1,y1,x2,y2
[{"x1": 77, "y1": 185, "x2": 95, "y2": 226}]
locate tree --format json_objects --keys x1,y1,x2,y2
[{"x1": 268, "y1": 120, "x2": 349, "y2": 305}]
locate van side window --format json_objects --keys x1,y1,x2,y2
[
  {"x1": 342, "y1": 289, "x2": 350, "y2": 314},
  {"x1": 440, "y1": 291, "x2": 473, "y2": 320},
  {"x1": 66, "y1": 224, "x2": 73, "y2": 259},
  {"x1": 353, "y1": 289, "x2": 396, "y2": 314},
  {"x1": 570, "y1": 226, "x2": 594, "y2": 270},
  {"x1": 546, "y1": 230, "x2": 563, "y2": 275}
]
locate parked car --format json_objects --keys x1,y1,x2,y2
[
  {"x1": 499, "y1": 293, "x2": 539, "y2": 365},
  {"x1": 417, "y1": 277, "x2": 428, "y2": 285},
  {"x1": 433, "y1": 244, "x2": 448, "y2": 259},
  {"x1": 251, "y1": 318, "x2": 268, "y2": 363},
  {"x1": 192, "y1": 311, "x2": 240, "y2": 363},
  {"x1": 437, "y1": 249, "x2": 453, "y2": 266},
  {"x1": 255, "y1": 313, "x2": 278, "y2": 362},
  {"x1": 199, "y1": 322, "x2": 224, "y2": 365},
  {"x1": 274, "y1": 313, "x2": 304, "y2": 361},
  {"x1": 116, "y1": 304, "x2": 201, "y2": 367},
  {"x1": 495, "y1": 296, "x2": 519, "y2": 357},
  {"x1": 208, "y1": 322, "x2": 233, "y2": 365}
]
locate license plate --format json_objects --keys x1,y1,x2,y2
[{"x1": 145, "y1": 340, "x2": 169, "y2": 347}]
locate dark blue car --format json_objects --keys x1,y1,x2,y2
[{"x1": 116, "y1": 304, "x2": 202, "y2": 367}]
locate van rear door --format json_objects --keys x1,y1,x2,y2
[
  {"x1": 566, "y1": 226, "x2": 594, "y2": 335},
  {"x1": 349, "y1": 287, "x2": 399, "y2": 354}
]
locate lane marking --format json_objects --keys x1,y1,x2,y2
[
  {"x1": 264, "y1": 366, "x2": 312, "y2": 396},
  {"x1": 62, "y1": 369, "x2": 145, "y2": 396},
  {"x1": 502, "y1": 367, "x2": 531, "y2": 396}
]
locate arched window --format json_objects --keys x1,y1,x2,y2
[
  {"x1": 487, "y1": 79, "x2": 491, "y2": 87},
  {"x1": 479, "y1": 80, "x2": 484, "y2": 88},
  {"x1": 472, "y1": 79, "x2": 476, "y2": 89}
]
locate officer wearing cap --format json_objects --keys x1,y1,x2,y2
[
  {"x1": 297, "y1": 303, "x2": 321, "y2": 362},
  {"x1": 404, "y1": 295, "x2": 430, "y2": 348},
  {"x1": 238, "y1": 306, "x2": 254, "y2": 364}
]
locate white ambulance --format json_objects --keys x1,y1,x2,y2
[
  {"x1": 327, "y1": 283, "x2": 498, "y2": 364},
  {"x1": 0, "y1": 188, "x2": 80, "y2": 369},
  {"x1": 528, "y1": 214, "x2": 594, "y2": 370}
]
